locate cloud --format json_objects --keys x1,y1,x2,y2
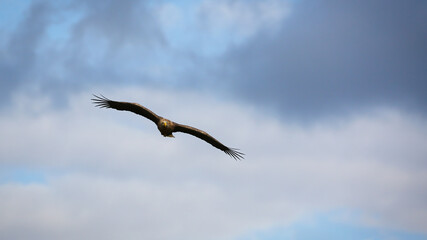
[
  {"x1": 2, "y1": 0, "x2": 426, "y2": 121},
  {"x1": 196, "y1": 0, "x2": 289, "y2": 38},
  {"x1": 0, "y1": 176, "x2": 249, "y2": 240},
  {"x1": 71, "y1": 0, "x2": 164, "y2": 48},
  {"x1": 1, "y1": 87, "x2": 426, "y2": 239},
  {"x1": 0, "y1": 0, "x2": 169, "y2": 109},
  {"x1": 220, "y1": 0, "x2": 427, "y2": 121},
  {"x1": 1, "y1": 1, "x2": 427, "y2": 237},
  {"x1": 150, "y1": 0, "x2": 291, "y2": 58},
  {"x1": 0, "y1": 1, "x2": 52, "y2": 103}
]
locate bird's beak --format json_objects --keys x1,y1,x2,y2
[{"x1": 163, "y1": 122, "x2": 167, "y2": 127}]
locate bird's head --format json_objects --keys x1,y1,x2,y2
[
  {"x1": 158, "y1": 119, "x2": 174, "y2": 137},
  {"x1": 159, "y1": 119, "x2": 173, "y2": 129}
]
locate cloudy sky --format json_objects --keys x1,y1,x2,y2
[{"x1": 1, "y1": 0, "x2": 426, "y2": 239}]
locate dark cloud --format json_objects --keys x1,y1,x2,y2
[
  {"x1": 0, "y1": 1, "x2": 52, "y2": 103},
  {"x1": 3, "y1": 0, "x2": 426, "y2": 118},
  {"x1": 222, "y1": 0, "x2": 427, "y2": 120},
  {"x1": 43, "y1": 0, "x2": 167, "y2": 105},
  {"x1": 0, "y1": 0, "x2": 166, "y2": 109},
  {"x1": 71, "y1": 0, "x2": 165, "y2": 49}
]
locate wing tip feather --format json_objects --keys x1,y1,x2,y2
[
  {"x1": 91, "y1": 94, "x2": 112, "y2": 108},
  {"x1": 225, "y1": 147, "x2": 245, "y2": 161}
]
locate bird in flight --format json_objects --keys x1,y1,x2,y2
[{"x1": 92, "y1": 94, "x2": 244, "y2": 160}]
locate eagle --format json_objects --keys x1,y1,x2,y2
[{"x1": 92, "y1": 95, "x2": 244, "y2": 160}]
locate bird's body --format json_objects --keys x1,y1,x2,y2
[
  {"x1": 157, "y1": 118, "x2": 175, "y2": 137},
  {"x1": 92, "y1": 95, "x2": 244, "y2": 160}
]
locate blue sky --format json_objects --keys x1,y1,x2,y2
[
  {"x1": 238, "y1": 212, "x2": 427, "y2": 240},
  {"x1": 1, "y1": 0, "x2": 426, "y2": 239}
]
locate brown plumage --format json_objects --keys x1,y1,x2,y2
[{"x1": 91, "y1": 94, "x2": 244, "y2": 160}]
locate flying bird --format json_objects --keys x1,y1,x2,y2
[{"x1": 91, "y1": 94, "x2": 244, "y2": 160}]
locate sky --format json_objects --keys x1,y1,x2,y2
[{"x1": 0, "y1": 0, "x2": 426, "y2": 239}]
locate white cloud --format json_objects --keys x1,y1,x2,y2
[{"x1": 0, "y1": 87, "x2": 426, "y2": 239}]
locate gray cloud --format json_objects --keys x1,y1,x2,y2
[
  {"x1": 2, "y1": 1, "x2": 427, "y2": 238},
  {"x1": 3, "y1": 0, "x2": 426, "y2": 120},
  {"x1": 71, "y1": 0, "x2": 165, "y2": 49},
  {"x1": 0, "y1": 1, "x2": 52, "y2": 103},
  {"x1": 0, "y1": 0, "x2": 167, "y2": 109},
  {"x1": 221, "y1": 0, "x2": 427, "y2": 121},
  {"x1": 1, "y1": 88, "x2": 427, "y2": 239},
  {"x1": 66, "y1": 0, "x2": 166, "y2": 80}
]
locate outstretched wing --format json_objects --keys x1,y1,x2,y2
[
  {"x1": 173, "y1": 123, "x2": 244, "y2": 160},
  {"x1": 91, "y1": 94, "x2": 161, "y2": 124}
]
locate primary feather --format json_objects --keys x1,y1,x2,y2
[
  {"x1": 92, "y1": 94, "x2": 160, "y2": 123},
  {"x1": 91, "y1": 94, "x2": 244, "y2": 160},
  {"x1": 173, "y1": 123, "x2": 244, "y2": 160}
]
